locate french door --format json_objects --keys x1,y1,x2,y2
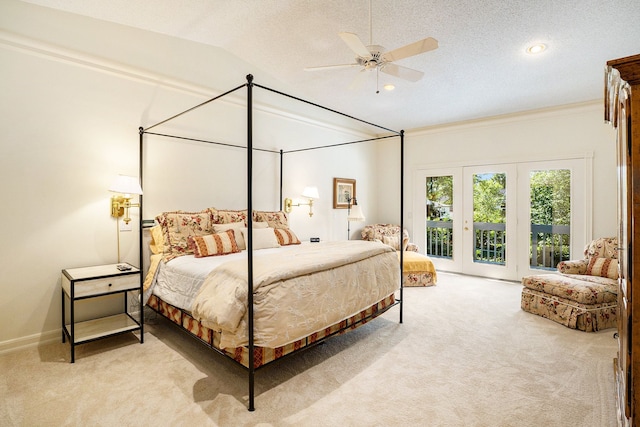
[
  {"x1": 462, "y1": 165, "x2": 517, "y2": 279},
  {"x1": 517, "y1": 159, "x2": 588, "y2": 278},
  {"x1": 414, "y1": 158, "x2": 590, "y2": 281}
]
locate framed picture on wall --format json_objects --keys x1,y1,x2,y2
[{"x1": 333, "y1": 177, "x2": 356, "y2": 209}]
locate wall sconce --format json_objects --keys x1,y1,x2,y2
[
  {"x1": 284, "y1": 186, "x2": 319, "y2": 217},
  {"x1": 109, "y1": 175, "x2": 143, "y2": 224},
  {"x1": 346, "y1": 196, "x2": 365, "y2": 239}
]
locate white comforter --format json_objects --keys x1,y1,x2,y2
[{"x1": 192, "y1": 240, "x2": 399, "y2": 349}]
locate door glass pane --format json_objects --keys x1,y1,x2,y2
[
  {"x1": 473, "y1": 173, "x2": 506, "y2": 265},
  {"x1": 425, "y1": 176, "x2": 453, "y2": 259},
  {"x1": 529, "y1": 169, "x2": 571, "y2": 269}
]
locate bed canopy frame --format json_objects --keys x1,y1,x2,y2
[{"x1": 138, "y1": 74, "x2": 405, "y2": 411}]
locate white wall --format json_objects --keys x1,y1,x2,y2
[
  {"x1": 0, "y1": 1, "x2": 379, "y2": 350},
  {"x1": 0, "y1": 0, "x2": 618, "y2": 350},
  {"x1": 377, "y1": 102, "x2": 618, "y2": 251}
]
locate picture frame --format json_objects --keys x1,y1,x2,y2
[{"x1": 333, "y1": 177, "x2": 356, "y2": 209}]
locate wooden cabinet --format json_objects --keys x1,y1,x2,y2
[
  {"x1": 606, "y1": 54, "x2": 640, "y2": 427},
  {"x1": 61, "y1": 263, "x2": 143, "y2": 362}
]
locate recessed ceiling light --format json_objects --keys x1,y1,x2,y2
[
  {"x1": 526, "y1": 43, "x2": 547, "y2": 54},
  {"x1": 384, "y1": 84, "x2": 395, "y2": 91}
]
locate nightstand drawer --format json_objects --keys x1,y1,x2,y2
[{"x1": 63, "y1": 273, "x2": 139, "y2": 298}]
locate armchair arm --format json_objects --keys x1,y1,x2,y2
[
  {"x1": 557, "y1": 259, "x2": 588, "y2": 275},
  {"x1": 406, "y1": 243, "x2": 419, "y2": 252}
]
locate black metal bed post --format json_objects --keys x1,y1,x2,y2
[
  {"x1": 246, "y1": 74, "x2": 256, "y2": 412},
  {"x1": 279, "y1": 149, "x2": 284, "y2": 211},
  {"x1": 400, "y1": 130, "x2": 404, "y2": 324},
  {"x1": 138, "y1": 127, "x2": 145, "y2": 342}
]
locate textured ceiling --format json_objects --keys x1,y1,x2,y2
[{"x1": 22, "y1": 0, "x2": 640, "y2": 131}]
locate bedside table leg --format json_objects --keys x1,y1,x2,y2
[
  {"x1": 61, "y1": 289, "x2": 65, "y2": 343},
  {"x1": 140, "y1": 296, "x2": 144, "y2": 344},
  {"x1": 70, "y1": 291, "x2": 74, "y2": 363}
]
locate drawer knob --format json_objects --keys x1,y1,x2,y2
[{"x1": 108, "y1": 283, "x2": 112, "y2": 287}]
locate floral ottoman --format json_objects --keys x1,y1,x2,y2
[
  {"x1": 401, "y1": 251, "x2": 437, "y2": 287},
  {"x1": 520, "y1": 273, "x2": 617, "y2": 332}
]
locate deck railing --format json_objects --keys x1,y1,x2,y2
[
  {"x1": 473, "y1": 222, "x2": 506, "y2": 264},
  {"x1": 530, "y1": 224, "x2": 571, "y2": 269},
  {"x1": 425, "y1": 221, "x2": 570, "y2": 269},
  {"x1": 426, "y1": 220, "x2": 453, "y2": 258}
]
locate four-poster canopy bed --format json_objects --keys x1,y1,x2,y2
[{"x1": 138, "y1": 75, "x2": 406, "y2": 411}]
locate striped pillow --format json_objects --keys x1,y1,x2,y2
[
  {"x1": 586, "y1": 257, "x2": 618, "y2": 280},
  {"x1": 273, "y1": 228, "x2": 301, "y2": 246},
  {"x1": 188, "y1": 230, "x2": 240, "y2": 258}
]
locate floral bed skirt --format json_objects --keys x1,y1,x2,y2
[
  {"x1": 521, "y1": 287, "x2": 617, "y2": 332},
  {"x1": 148, "y1": 293, "x2": 396, "y2": 368}
]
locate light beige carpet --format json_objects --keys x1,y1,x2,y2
[{"x1": 0, "y1": 272, "x2": 617, "y2": 426}]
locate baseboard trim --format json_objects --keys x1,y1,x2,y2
[{"x1": 0, "y1": 329, "x2": 60, "y2": 355}]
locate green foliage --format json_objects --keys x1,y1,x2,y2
[
  {"x1": 425, "y1": 175, "x2": 453, "y2": 221},
  {"x1": 473, "y1": 173, "x2": 505, "y2": 223},
  {"x1": 530, "y1": 170, "x2": 570, "y2": 225},
  {"x1": 425, "y1": 170, "x2": 570, "y2": 224}
]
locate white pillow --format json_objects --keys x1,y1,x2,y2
[
  {"x1": 213, "y1": 221, "x2": 269, "y2": 250},
  {"x1": 241, "y1": 227, "x2": 280, "y2": 250}
]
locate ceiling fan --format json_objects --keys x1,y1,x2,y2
[{"x1": 305, "y1": 2, "x2": 438, "y2": 91}]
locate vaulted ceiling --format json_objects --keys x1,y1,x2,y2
[{"x1": 23, "y1": 0, "x2": 640, "y2": 131}]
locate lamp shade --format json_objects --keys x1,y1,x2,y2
[
  {"x1": 301, "y1": 186, "x2": 319, "y2": 199},
  {"x1": 109, "y1": 175, "x2": 143, "y2": 195},
  {"x1": 347, "y1": 204, "x2": 365, "y2": 222}
]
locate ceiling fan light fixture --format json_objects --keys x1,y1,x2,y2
[
  {"x1": 304, "y1": 2, "x2": 438, "y2": 92},
  {"x1": 526, "y1": 43, "x2": 547, "y2": 54},
  {"x1": 384, "y1": 84, "x2": 395, "y2": 91}
]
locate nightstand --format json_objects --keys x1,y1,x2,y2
[{"x1": 61, "y1": 263, "x2": 143, "y2": 362}]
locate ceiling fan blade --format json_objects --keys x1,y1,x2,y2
[
  {"x1": 304, "y1": 63, "x2": 359, "y2": 71},
  {"x1": 382, "y1": 37, "x2": 438, "y2": 62},
  {"x1": 381, "y1": 63, "x2": 424, "y2": 82},
  {"x1": 339, "y1": 32, "x2": 371, "y2": 58}
]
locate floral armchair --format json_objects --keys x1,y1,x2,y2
[
  {"x1": 361, "y1": 223, "x2": 437, "y2": 287},
  {"x1": 361, "y1": 224, "x2": 419, "y2": 252},
  {"x1": 520, "y1": 236, "x2": 618, "y2": 332},
  {"x1": 557, "y1": 236, "x2": 619, "y2": 279}
]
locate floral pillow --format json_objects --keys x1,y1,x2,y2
[
  {"x1": 187, "y1": 230, "x2": 240, "y2": 258},
  {"x1": 253, "y1": 210, "x2": 289, "y2": 229},
  {"x1": 209, "y1": 208, "x2": 248, "y2": 226},
  {"x1": 586, "y1": 257, "x2": 619, "y2": 280},
  {"x1": 155, "y1": 210, "x2": 213, "y2": 261}
]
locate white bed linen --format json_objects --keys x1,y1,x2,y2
[{"x1": 150, "y1": 245, "x2": 303, "y2": 311}]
